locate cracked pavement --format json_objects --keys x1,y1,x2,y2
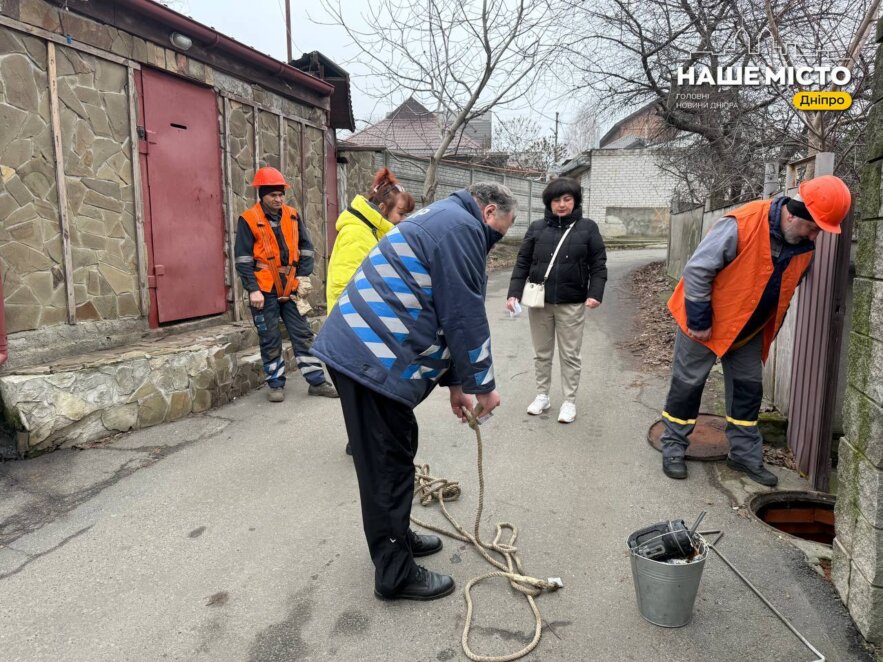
[{"x1": 0, "y1": 249, "x2": 873, "y2": 661}]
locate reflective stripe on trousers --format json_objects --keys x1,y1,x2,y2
[
  {"x1": 660, "y1": 328, "x2": 764, "y2": 466},
  {"x1": 250, "y1": 291, "x2": 326, "y2": 388}
]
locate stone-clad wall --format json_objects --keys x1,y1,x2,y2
[
  {"x1": 1, "y1": 0, "x2": 331, "y2": 368},
  {"x1": 284, "y1": 120, "x2": 304, "y2": 209},
  {"x1": 258, "y1": 109, "x2": 280, "y2": 171},
  {"x1": 227, "y1": 100, "x2": 256, "y2": 221},
  {"x1": 0, "y1": 323, "x2": 279, "y2": 454},
  {"x1": 56, "y1": 46, "x2": 139, "y2": 323},
  {"x1": 832, "y1": 17, "x2": 883, "y2": 643},
  {"x1": 342, "y1": 150, "x2": 380, "y2": 205},
  {"x1": 302, "y1": 126, "x2": 327, "y2": 298},
  {"x1": 0, "y1": 27, "x2": 66, "y2": 333}
]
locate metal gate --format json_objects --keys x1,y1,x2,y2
[
  {"x1": 785, "y1": 153, "x2": 853, "y2": 491},
  {"x1": 139, "y1": 68, "x2": 226, "y2": 324}
]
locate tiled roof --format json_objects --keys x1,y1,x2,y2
[{"x1": 346, "y1": 98, "x2": 484, "y2": 156}]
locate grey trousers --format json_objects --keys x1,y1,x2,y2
[
  {"x1": 528, "y1": 302, "x2": 586, "y2": 402},
  {"x1": 660, "y1": 329, "x2": 765, "y2": 466}
]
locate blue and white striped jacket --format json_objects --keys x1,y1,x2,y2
[{"x1": 312, "y1": 190, "x2": 500, "y2": 407}]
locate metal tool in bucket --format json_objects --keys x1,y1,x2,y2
[{"x1": 627, "y1": 512, "x2": 707, "y2": 628}]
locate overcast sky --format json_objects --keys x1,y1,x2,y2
[{"x1": 169, "y1": 0, "x2": 596, "y2": 141}]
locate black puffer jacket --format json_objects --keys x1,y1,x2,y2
[{"x1": 507, "y1": 207, "x2": 608, "y2": 304}]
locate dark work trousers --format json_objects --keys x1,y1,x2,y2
[
  {"x1": 660, "y1": 329, "x2": 765, "y2": 466},
  {"x1": 250, "y1": 291, "x2": 326, "y2": 389},
  {"x1": 328, "y1": 367, "x2": 424, "y2": 596}
]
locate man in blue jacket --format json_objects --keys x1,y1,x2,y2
[{"x1": 312, "y1": 183, "x2": 517, "y2": 601}]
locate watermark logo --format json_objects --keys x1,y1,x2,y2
[
  {"x1": 673, "y1": 28, "x2": 853, "y2": 112},
  {"x1": 792, "y1": 91, "x2": 852, "y2": 111}
]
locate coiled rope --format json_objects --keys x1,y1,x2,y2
[{"x1": 411, "y1": 408, "x2": 561, "y2": 662}]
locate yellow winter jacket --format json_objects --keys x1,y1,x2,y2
[{"x1": 326, "y1": 195, "x2": 395, "y2": 311}]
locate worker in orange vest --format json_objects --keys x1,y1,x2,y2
[
  {"x1": 235, "y1": 167, "x2": 338, "y2": 402},
  {"x1": 660, "y1": 175, "x2": 851, "y2": 485}
]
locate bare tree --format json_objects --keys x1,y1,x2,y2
[
  {"x1": 493, "y1": 115, "x2": 564, "y2": 173},
  {"x1": 563, "y1": 106, "x2": 599, "y2": 156},
  {"x1": 565, "y1": 0, "x2": 878, "y2": 206},
  {"x1": 319, "y1": 0, "x2": 566, "y2": 202}
]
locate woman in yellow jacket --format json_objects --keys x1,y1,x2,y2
[{"x1": 326, "y1": 168, "x2": 415, "y2": 311}]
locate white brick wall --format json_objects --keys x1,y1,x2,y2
[{"x1": 585, "y1": 148, "x2": 679, "y2": 237}]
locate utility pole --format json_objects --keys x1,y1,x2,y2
[
  {"x1": 285, "y1": 0, "x2": 293, "y2": 62},
  {"x1": 554, "y1": 112, "x2": 559, "y2": 159}
]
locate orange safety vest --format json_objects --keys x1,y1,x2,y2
[
  {"x1": 668, "y1": 199, "x2": 814, "y2": 362},
  {"x1": 241, "y1": 202, "x2": 300, "y2": 298}
]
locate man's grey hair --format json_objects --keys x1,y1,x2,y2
[{"x1": 468, "y1": 182, "x2": 517, "y2": 215}]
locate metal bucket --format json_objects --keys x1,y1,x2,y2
[{"x1": 628, "y1": 533, "x2": 707, "y2": 627}]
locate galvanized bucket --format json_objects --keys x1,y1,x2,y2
[{"x1": 628, "y1": 533, "x2": 707, "y2": 627}]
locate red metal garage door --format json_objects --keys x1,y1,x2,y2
[{"x1": 140, "y1": 68, "x2": 226, "y2": 323}]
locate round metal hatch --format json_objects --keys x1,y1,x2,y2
[{"x1": 647, "y1": 413, "x2": 730, "y2": 461}]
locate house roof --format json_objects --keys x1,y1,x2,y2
[
  {"x1": 558, "y1": 152, "x2": 591, "y2": 177},
  {"x1": 345, "y1": 98, "x2": 484, "y2": 156},
  {"x1": 290, "y1": 51, "x2": 355, "y2": 131},
  {"x1": 601, "y1": 135, "x2": 647, "y2": 150},
  {"x1": 599, "y1": 101, "x2": 658, "y2": 147}
]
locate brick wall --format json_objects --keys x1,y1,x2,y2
[{"x1": 586, "y1": 148, "x2": 679, "y2": 237}]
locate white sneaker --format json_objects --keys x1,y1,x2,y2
[
  {"x1": 558, "y1": 401, "x2": 576, "y2": 423},
  {"x1": 526, "y1": 394, "x2": 551, "y2": 415}
]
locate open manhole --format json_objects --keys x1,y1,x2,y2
[
  {"x1": 749, "y1": 491, "x2": 835, "y2": 545},
  {"x1": 647, "y1": 413, "x2": 730, "y2": 461}
]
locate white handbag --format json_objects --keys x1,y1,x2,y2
[
  {"x1": 520, "y1": 222, "x2": 577, "y2": 309},
  {"x1": 521, "y1": 282, "x2": 546, "y2": 308}
]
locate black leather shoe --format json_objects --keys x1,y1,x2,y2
[
  {"x1": 726, "y1": 458, "x2": 778, "y2": 486},
  {"x1": 662, "y1": 457, "x2": 688, "y2": 479},
  {"x1": 410, "y1": 530, "x2": 442, "y2": 557},
  {"x1": 374, "y1": 566, "x2": 455, "y2": 601}
]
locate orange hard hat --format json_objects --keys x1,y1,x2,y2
[
  {"x1": 797, "y1": 175, "x2": 851, "y2": 234},
  {"x1": 251, "y1": 166, "x2": 289, "y2": 188}
]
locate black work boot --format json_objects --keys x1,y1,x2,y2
[
  {"x1": 726, "y1": 458, "x2": 778, "y2": 486},
  {"x1": 410, "y1": 530, "x2": 443, "y2": 557},
  {"x1": 662, "y1": 456, "x2": 688, "y2": 480},
  {"x1": 374, "y1": 565, "x2": 455, "y2": 601}
]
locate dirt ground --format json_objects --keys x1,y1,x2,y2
[
  {"x1": 487, "y1": 238, "x2": 522, "y2": 272},
  {"x1": 619, "y1": 260, "x2": 677, "y2": 372}
]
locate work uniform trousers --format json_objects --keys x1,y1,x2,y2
[
  {"x1": 528, "y1": 302, "x2": 586, "y2": 402},
  {"x1": 327, "y1": 367, "x2": 425, "y2": 596},
  {"x1": 250, "y1": 291, "x2": 326, "y2": 389},
  {"x1": 660, "y1": 329, "x2": 765, "y2": 466}
]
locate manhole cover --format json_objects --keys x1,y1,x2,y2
[{"x1": 647, "y1": 414, "x2": 730, "y2": 461}]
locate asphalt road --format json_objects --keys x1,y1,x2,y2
[{"x1": 0, "y1": 249, "x2": 872, "y2": 661}]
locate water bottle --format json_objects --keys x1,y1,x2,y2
[{"x1": 254, "y1": 313, "x2": 267, "y2": 333}]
